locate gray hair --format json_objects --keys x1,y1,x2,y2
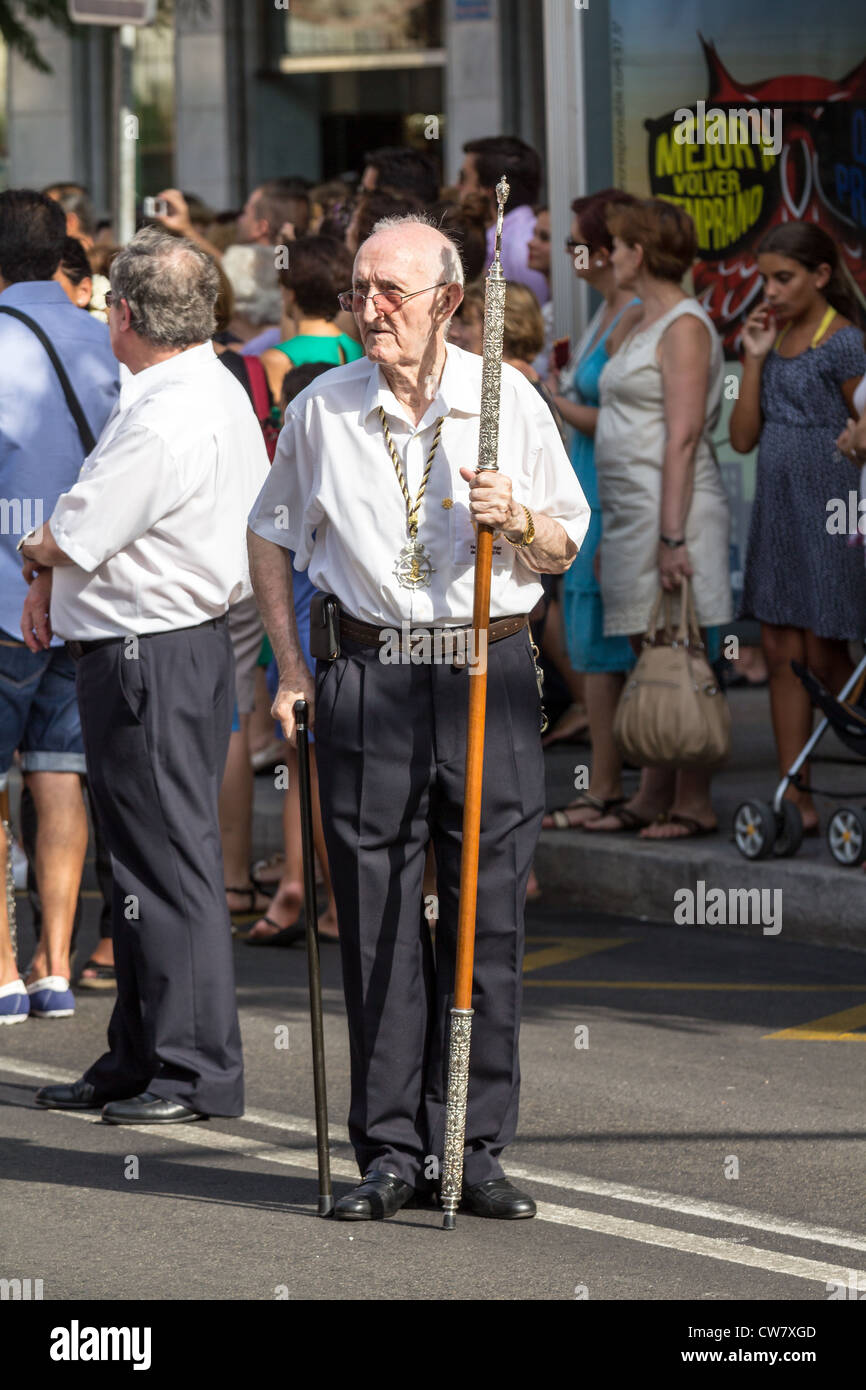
[
  {"x1": 43, "y1": 182, "x2": 96, "y2": 238},
  {"x1": 221, "y1": 244, "x2": 282, "y2": 327},
  {"x1": 110, "y1": 225, "x2": 219, "y2": 348},
  {"x1": 369, "y1": 212, "x2": 465, "y2": 288}
]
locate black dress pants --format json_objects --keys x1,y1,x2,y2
[
  {"x1": 314, "y1": 625, "x2": 545, "y2": 1189},
  {"x1": 75, "y1": 620, "x2": 243, "y2": 1116}
]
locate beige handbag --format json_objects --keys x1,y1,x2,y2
[{"x1": 613, "y1": 581, "x2": 731, "y2": 768}]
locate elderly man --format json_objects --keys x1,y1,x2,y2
[
  {"x1": 23, "y1": 227, "x2": 269, "y2": 1123},
  {"x1": 248, "y1": 215, "x2": 589, "y2": 1219}
]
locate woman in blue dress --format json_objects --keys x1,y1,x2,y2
[{"x1": 543, "y1": 189, "x2": 642, "y2": 829}]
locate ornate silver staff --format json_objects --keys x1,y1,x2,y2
[
  {"x1": 440, "y1": 175, "x2": 509, "y2": 1230},
  {"x1": 1, "y1": 792, "x2": 17, "y2": 965}
]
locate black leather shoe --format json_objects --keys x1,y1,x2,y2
[
  {"x1": 35, "y1": 1079, "x2": 101, "y2": 1110},
  {"x1": 334, "y1": 1170, "x2": 415, "y2": 1221},
  {"x1": 101, "y1": 1091, "x2": 207, "y2": 1125},
  {"x1": 463, "y1": 1178, "x2": 537, "y2": 1219}
]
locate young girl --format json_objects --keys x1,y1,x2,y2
[{"x1": 731, "y1": 222, "x2": 866, "y2": 833}]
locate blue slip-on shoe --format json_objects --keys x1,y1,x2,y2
[
  {"x1": 26, "y1": 976, "x2": 75, "y2": 1019},
  {"x1": 0, "y1": 979, "x2": 30, "y2": 1024}
]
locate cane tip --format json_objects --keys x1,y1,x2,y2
[
  {"x1": 442, "y1": 1212, "x2": 456, "y2": 1231},
  {"x1": 318, "y1": 1195, "x2": 335, "y2": 1217}
]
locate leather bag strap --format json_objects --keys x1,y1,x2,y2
[{"x1": 0, "y1": 305, "x2": 97, "y2": 454}]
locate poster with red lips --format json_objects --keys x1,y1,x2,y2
[{"x1": 609, "y1": 4, "x2": 866, "y2": 357}]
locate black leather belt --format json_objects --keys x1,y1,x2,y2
[
  {"x1": 66, "y1": 613, "x2": 227, "y2": 661},
  {"x1": 338, "y1": 612, "x2": 528, "y2": 668},
  {"x1": 339, "y1": 613, "x2": 527, "y2": 646}
]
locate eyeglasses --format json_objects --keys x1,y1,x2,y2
[
  {"x1": 337, "y1": 283, "x2": 447, "y2": 315},
  {"x1": 104, "y1": 291, "x2": 124, "y2": 310}
]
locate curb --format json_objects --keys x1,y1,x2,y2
[{"x1": 533, "y1": 829, "x2": 866, "y2": 953}]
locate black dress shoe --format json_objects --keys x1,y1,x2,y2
[
  {"x1": 35, "y1": 1079, "x2": 101, "y2": 1111},
  {"x1": 100, "y1": 1092, "x2": 207, "y2": 1125},
  {"x1": 334, "y1": 1170, "x2": 415, "y2": 1221},
  {"x1": 463, "y1": 1178, "x2": 537, "y2": 1219}
]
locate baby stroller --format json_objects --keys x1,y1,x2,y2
[{"x1": 733, "y1": 653, "x2": 866, "y2": 863}]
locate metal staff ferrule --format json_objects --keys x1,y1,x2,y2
[
  {"x1": 2, "y1": 819, "x2": 16, "y2": 963},
  {"x1": 440, "y1": 1007, "x2": 474, "y2": 1229}
]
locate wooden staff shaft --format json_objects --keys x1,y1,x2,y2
[{"x1": 453, "y1": 524, "x2": 493, "y2": 1011}]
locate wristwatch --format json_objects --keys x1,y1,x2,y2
[
  {"x1": 505, "y1": 504, "x2": 536, "y2": 550},
  {"x1": 659, "y1": 533, "x2": 686, "y2": 549}
]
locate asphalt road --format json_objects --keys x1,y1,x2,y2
[{"x1": 1, "y1": 893, "x2": 865, "y2": 1305}]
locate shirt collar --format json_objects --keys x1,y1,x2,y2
[
  {"x1": 360, "y1": 342, "x2": 481, "y2": 434},
  {"x1": 119, "y1": 340, "x2": 216, "y2": 409},
  {"x1": 0, "y1": 280, "x2": 72, "y2": 306}
]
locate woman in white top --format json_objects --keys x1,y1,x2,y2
[{"x1": 586, "y1": 198, "x2": 732, "y2": 841}]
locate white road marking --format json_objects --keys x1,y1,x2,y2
[
  {"x1": 534, "y1": 1202, "x2": 866, "y2": 1287},
  {"x1": 3, "y1": 1053, "x2": 865, "y2": 1265},
  {"x1": 25, "y1": 1105, "x2": 866, "y2": 1289}
]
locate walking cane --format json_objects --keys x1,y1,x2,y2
[
  {"x1": 294, "y1": 699, "x2": 334, "y2": 1217},
  {"x1": 441, "y1": 176, "x2": 510, "y2": 1230}
]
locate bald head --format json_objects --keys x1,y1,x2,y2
[
  {"x1": 356, "y1": 217, "x2": 464, "y2": 293},
  {"x1": 351, "y1": 215, "x2": 466, "y2": 377}
]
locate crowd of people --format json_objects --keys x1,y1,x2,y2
[{"x1": 1, "y1": 131, "x2": 865, "y2": 1217}]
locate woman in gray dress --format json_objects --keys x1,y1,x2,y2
[
  {"x1": 731, "y1": 222, "x2": 866, "y2": 834},
  {"x1": 586, "y1": 198, "x2": 732, "y2": 840}
]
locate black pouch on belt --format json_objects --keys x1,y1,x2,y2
[{"x1": 309, "y1": 592, "x2": 341, "y2": 660}]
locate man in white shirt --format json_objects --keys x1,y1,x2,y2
[
  {"x1": 248, "y1": 215, "x2": 589, "y2": 1220},
  {"x1": 20, "y1": 227, "x2": 270, "y2": 1124}
]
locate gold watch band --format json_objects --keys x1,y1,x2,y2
[{"x1": 504, "y1": 504, "x2": 535, "y2": 550}]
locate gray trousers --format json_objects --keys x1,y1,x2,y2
[
  {"x1": 76, "y1": 620, "x2": 243, "y2": 1117},
  {"x1": 314, "y1": 625, "x2": 545, "y2": 1189}
]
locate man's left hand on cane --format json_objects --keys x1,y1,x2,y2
[{"x1": 459, "y1": 465, "x2": 524, "y2": 539}]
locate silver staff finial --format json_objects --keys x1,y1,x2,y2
[{"x1": 493, "y1": 175, "x2": 510, "y2": 268}]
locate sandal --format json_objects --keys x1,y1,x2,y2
[
  {"x1": 243, "y1": 915, "x2": 306, "y2": 948},
  {"x1": 225, "y1": 885, "x2": 269, "y2": 917},
  {"x1": 544, "y1": 793, "x2": 625, "y2": 830},
  {"x1": 250, "y1": 855, "x2": 286, "y2": 896},
  {"x1": 660, "y1": 813, "x2": 717, "y2": 838},
  {"x1": 541, "y1": 702, "x2": 590, "y2": 747},
  {"x1": 584, "y1": 805, "x2": 665, "y2": 834},
  {"x1": 77, "y1": 959, "x2": 117, "y2": 990}
]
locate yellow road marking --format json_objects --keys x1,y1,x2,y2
[
  {"x1": 522, "y1": 937, "x2": 635, "y2": 974},
  {"x1": 765, "y1": 1003, "x2": 866, "y2": 1041}
]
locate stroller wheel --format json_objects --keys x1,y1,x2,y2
[
  {"x1": 733, "y1": 800, "x2": 776, "y2": 859},
  {"x1": 773, "y1": 801, "x2": 804, "y2": 858},
  {"x1": 827, "y1": 808, "x2": 866, "y2": 867}
]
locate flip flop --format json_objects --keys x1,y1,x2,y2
[
  {"x1": 544, "y1": 794, "x2": 626, "y2": 829},
  {"x1": 584, "y1": 805, "x2": 664, "y2": 833},
  {"x1": 77, "y1": 959, "x2": 117, "y2": 990},
  {"x1": 243, "y1": 915, "x2": 306, "y2": 948},
  {"x1": 662, "y1": 813, "x2": 718, "y2": 838}
]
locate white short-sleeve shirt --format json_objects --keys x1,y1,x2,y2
[
  {"x1": 247, "y1": 342, "x2": 590, "y2": 626},
  {"x1": 50, "y1": 343, "x2": 271, "y2": 640}
]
